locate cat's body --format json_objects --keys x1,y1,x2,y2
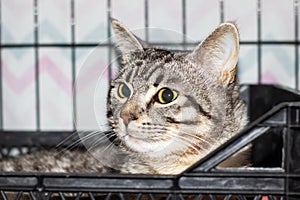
[
  {"x1": 0, "y1": 19, "x2": 248, "y2": 175},
  {"x1": 0, "y1": 149, "x2": 109, "y2": 173}
]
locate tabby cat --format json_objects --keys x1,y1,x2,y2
[{"x1": 0, "y1": 19, "x2": 248, "y2": 175}]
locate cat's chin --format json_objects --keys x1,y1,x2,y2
[{"x1": 122, "y1": 134, "x2": 175, "y2": 155}]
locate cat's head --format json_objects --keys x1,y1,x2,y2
[{"x1": 107, "y1": 19, "x2": 247, "y2": 158}]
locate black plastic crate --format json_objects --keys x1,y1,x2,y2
[{"x1": 0, "y1": 84, "x2": 300, "y2": 200}]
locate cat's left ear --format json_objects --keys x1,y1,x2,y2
[
  {"x1": 111, "y1": 18, "x2": 146, "y2": 55},
  {"x1": 191, "y1": 22, "x2": 239, "y2": 85}
]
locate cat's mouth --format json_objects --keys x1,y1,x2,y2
[
  {"x1": 122, "y1": 133, "x2": 145, "y2": 141},
  {"x1": 120, "y1": 132, "x2": 173, "y2": 153}
]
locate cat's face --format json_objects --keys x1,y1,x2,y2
[
  {"x1": 109, "y1": 49, "x2": 211, "y2": 154},
  {"x1": 108, "y1": 19, "x2": 245, "y2": 158}
]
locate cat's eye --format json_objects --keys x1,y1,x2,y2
[
  {"x1": 156, "y1": 88, "x2": 178, "y2": 104},
  {"x1": 118, "y1": 83, "x2": 131, "y2": 98}
]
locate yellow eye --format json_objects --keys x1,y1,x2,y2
[
  {"x1": 118, "y1": 83, "x2": 131, "y2": 98},
  {"x1": 156, "y1": 88, "x2": 178, "y2": 104}
]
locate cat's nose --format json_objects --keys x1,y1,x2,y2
[{"x1": 120, "y1": 112, "x2": 138, "y2": 125}]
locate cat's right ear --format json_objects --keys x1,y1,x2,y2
[
  {"x1": 190, "y1": 22, "x2": 240, "y2": 85},
  {"x1": 111, "y1": 18, "x2": 145, "y2": 54}
]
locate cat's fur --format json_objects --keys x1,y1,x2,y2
[{"x1": 0, "y1": 19, "x2": 248, "y2": 175}]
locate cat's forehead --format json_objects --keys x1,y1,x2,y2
[{"x1": 119, "y1": 48, "x2": 189, "y2": 87}]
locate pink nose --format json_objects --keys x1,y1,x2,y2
[
  {"x1": 121, "y1": 114, "x2": 130, "y2": 125},
  {"x1": 120, "y1": 112, "x2": 138, "y2": 125}
]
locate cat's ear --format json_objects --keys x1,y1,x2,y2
[
  {"x1": 111, "y1": 18, "x2": 145, "y2": 54},
  {"x1": 191, "y1": 22, "x2": 239, "y2": 85}
]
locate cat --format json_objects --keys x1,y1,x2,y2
[{"x1": 0, "y1": 19, "x2": 248, "y2": 175}]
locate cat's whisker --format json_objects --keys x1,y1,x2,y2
[
  {"x1": 181, "y1": 131, "x2": 214, "y2": 147},
  {"x1": 157, "y1": 131, "x2": 199, "y2": 149},
  {"x1": 55, "y1": 130, "x2": 82, "y2": 150},
  {"x1": 86, "y1": 132, "x2": 114, "y2": 150},
  {"x1": 87, "y1": 132, "x2": 116, "y2": 153},
  {"x1": 164, "y1": 131, "x2": 209, "y2": 153},
  {"x1": 59, "y1": 130, "x2": 100, "y2": 153},
  {"x1": 162, "y1": 109, "x2": 215, "y2": 147},
  {"x1": 161, "y1": 128, "x2": 212, "y2": 154},
  {"x1": 103, "y1": 137, "x2": 118, "y2": 153},
  {"x1": 54, "y1": 132, "x2": 88, "y2": 156},
  {"x1": 163, "y1": 132, "x2": 204, "y2": 156},
  {"x1": 56, "y1": 130, "x2": 114, "y2": 156},
  {"x1": 136, "y1": 123, "x2": 211, "y2": 154},
  {"x1": 83, "y1": 130, "x2": 115, "y2": 145},
  {"x1": 79, "y1": 130, "x2": 104, "y2": 143},
  {"x1": 87, "y1": 135, "x2": 118, "y2": 163},
  {"x1": 164, "y1": 126, "x2": 214, "y2": 148}
]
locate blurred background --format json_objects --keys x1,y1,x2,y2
[{"x1": 0, "y1": 0, "x2": 297, "y2": 131}]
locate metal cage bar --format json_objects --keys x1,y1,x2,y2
[
  {"x1": 294, "y1": 0, "x2": 299, "y2": 90},
  {"x1": 0, "y1": 0, "x2": 3, "y2": 129},
  {"x1": 70, "y1": 0, "x2": 77, "y2": 131},
  {"x1": 220, "y1": 0, "x2": 225, "y2": 23},
  {"x1": 257, "y1": 0, "x2": 262, "y2": 84},
  {"x1": 144, "y1": 0, "x2": 149, "y2": 43},
  {"x1": 107, "y1": 0, "x2": 113, "y2": 83},
  {"x1": 182, "y1": 0, "x2": 187, "y2": 49},
  {"x1": 33, "y1": 0, "x2": 41, "y2": 131}
]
